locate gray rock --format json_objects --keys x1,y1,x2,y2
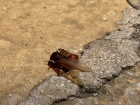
[
  {"x1": 55, "y1": 62, "x2": 140, "y2": 105},
  {"x1": 123, "y1": 82, "x2": 140, "y2": 105},
  {"x1": 92, "y1": 61, "x2": 140, "y2": 105},
  {"x1": 81, "y1": 38, "x2": 140, "y2": 91},
  {"x1": 126, "y1": 0, "x2": 140, "y2": 10},
  {"x1": 19, "y1": 76, "x2": 79, "y2": 105},
  {"x1": 54, "y1": 97, "x2": 98, "y2": 105},
  {"x1": 79, "y1": 7, "x2": 140, "y2": 92},
  {"x1": 117, "y1": 7, "x2": 140, "y2": 25},
  {"x1": 2, "y1": 94, "x2": 23, "y2": 105},
  {"x1": 54, "y1": 7, "x2": 140, "y2": 105}
]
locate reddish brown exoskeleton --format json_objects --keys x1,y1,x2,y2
[
  {"x1": 48, "y1": 48, "x2": 92, "y2": 85},
  {"x1": 58, "y1": 48, "x2": 79, "y2": 60}
]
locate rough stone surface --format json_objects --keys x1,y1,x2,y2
[
  {"x1": 78, "y1": 7, "x2": 140, "y2": 91},
  {"x1": 18, "y1": 76, "x2": 79, "y2": 105},
  {"x1": 54, "y1": 97, "x2": 97, "y2": 105},
  {"x1": 1, "y1": 94, "x2": 23, "y2": 105},
  {"x1": 57, "y1": 61, "x2": 140, "y2": 105},
  {"x1": 97, "y1": 62, "x2": 140, "y2": 105},
  {"x1": 79, "y1": 38, "x2": 140, "y2": 91},
  {"x1": 54, "y1": 7, "x2": 140, "y2": 105},
  {"x1": 80, "y1": 31, "x2": 140, "y2": 91},
  {"x1": 126, "y1": 0, "x2": 140, "y2": 10},
  {"x1": 117, "y1": 7, "x2": 140, "y2": 25}
]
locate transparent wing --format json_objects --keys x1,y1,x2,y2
[
  {"x1": 62, "y1": 70, "x2": 84, "y2": 86},
  {"x1": 58, "y1": 49, "x2": 72, "y2": 57},
  {"x1": 56, "y1": 59, "x2": 93, "y2": 72}
]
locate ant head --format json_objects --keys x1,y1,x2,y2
[{"x1": 50, "y1": 51, "x2": 66, "y2": 61}]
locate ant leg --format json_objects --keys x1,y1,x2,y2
[{"x1": 56, "y1": 68, "x2": 60, "y2": 76}]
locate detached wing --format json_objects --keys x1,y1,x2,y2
[{"x1": 56, "y1": 59, "x2": 92, "y2": 72}]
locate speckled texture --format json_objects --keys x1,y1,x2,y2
[
  {"x1": 2, "y1": 94, "x2": 23, "y2": 105},
  {"x1": 54, "y1": 7, "x2": 140, "y2": 105},
  {"x1": 79, "y1": 7, "x2": 140, "y2": 91},
  {"x1": 117, "y1": 7, "x2": 140, "y2": 25},
  {"x1": 80, "y1": 38, "x2": 140, "y2": 90},
  {"x1": 126, "y1": 0, "x2": 140, "y2": 10},
  {"x1": 55, "y1": 97, "x2": 97, "y2": 105},
  {"x1": 18, "y1": 76, "x2": 79, "y2": 105},
  {"x1": 61, "y1": 60, "x2": 140, "y2": 105}
]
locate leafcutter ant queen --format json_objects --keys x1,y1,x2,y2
[{"x1": 48, "y1": 48, "x2": 92, "y2": 85}]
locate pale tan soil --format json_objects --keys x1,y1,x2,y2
[{"x1": 0, "y1": 0, "x2": 129, "y2": 103}]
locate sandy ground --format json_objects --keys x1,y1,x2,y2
[{"x1": 0, "y1": 0, "x2": 129, "y2": 103}]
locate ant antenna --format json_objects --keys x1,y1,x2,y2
[
  {"x1": 45, "y1": 50, "x2": 51, "y2": 56},
  {"x1": 42, "y1": 50, "x2": 51, "y2": 65}
]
